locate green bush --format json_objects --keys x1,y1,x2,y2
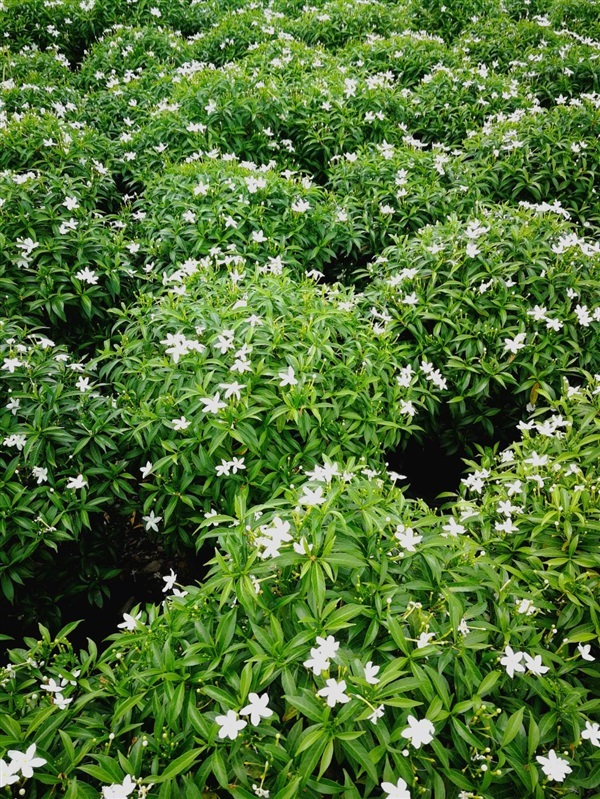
[
  {"x1": 360, "y1": 205, "x2": 600, "y2": 449},
  {"x1": 98, "y1": 262, "x2": 435, "y2": 547},
  {"x1": 1, "y1": 382, "x2": 599, "y2": 798},
  {"x1": 0, "y1": 317, "x2": 131, "y2": 605}
]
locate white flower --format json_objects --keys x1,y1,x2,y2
[
  {"x1": 442, "y1": 517, "x2": 466, "y2": 537},
  {"x1": 162, "y1": 569, "x2": 177, "y2": 593},
  {"x1": 278, "y1": 366, "x2": 298, "y2": 387},
  {"x1": 54, "y1": 693, "x2": 73, "y2": 710},
  {"x1": 140, "y1": 461, "x2": 153, "y2": 479},
  {"x1": 395, "y1": 524, "x2": 422, "y2": 552},
  {"x1": 503, "y1": 333, "x2": 526, "y2": 354},
  {"x1": 317, "y1": 678, "x2": 350, "y2": 708},
  {"x1": 293, "y1": 536, "x2": 314, "y2": 555},
  {"x1": 524, "y1": 653, "x2": 549, "y2": 676},
  {"x1": 401, "y1": 716, "x2": 435, "y2": 749},
  {"x1": 142, "y1": 510, "x2": 162, "y2": 532},
  {"x1": 578, "y1": 644, "x2": 595, "y2": 661},
  {"x1": 303, "y1": 650, "x2": 331, "y2": 676},
  {"x1": 582, "y1": 721, "x2": 600, "y2": 747},
  {"x1": 41, "y1": 677, "x2": 67, "y2": 693},
  {"x1": 220, "y1": 381, "x2": 245, "y2": 400},
  {"x1": 381, "y1": 777, "x2": 411, "y2": 799},
  {"x1": 66, "y1": 474, "x2": 87, "y2": 490},
  {"x1": 200, "y1": 393, "x2": 227, "y2": 414},
  {"x1": 63, "y1": 196, "x2": 80, "y2": 211},
  {"x1": 6, "y1": 744, "x2": 47, "y2": 778},
  {"x1": 516, "y1": 599, "x2": 536, "y2": 615},
  {"x1": 240, "y1": 693, "x2": 273, "y2": 726},
  {"x1": 0, "y1": 759, "x2": 19, "y2": 788},
  {"x1": 298, "y1": 486, "x2": 326, "y2": 506},
  {"x1": 2, "y1": 357, "x2": 23, "y2": 373},
  {"x1": 117, "y1": 612, "x2": 143, "y2": 632},
  {"x1": 32, "y1": 466, "x2": 49, "y2": 484},
  {"x1": 368, "y1": 704, "x2": 385, "y2": 724},
  {"x1": 172, "y1": 416, "x2": 190, "y2": 431},
  {"x1": 315, "y1": 635, "x2": 339, "y2": 659},
  {"x1": 364, "y1": 661, "x2": 380, "y2": 685},
  {"x1": 416, "y1": 632, "x2": 435, "y2": 649},
  {"x1": 101, "y1": 774, "x2": 137, "y2": 798},
  {"x1": 500, "y1": 645, "x2": 525, "y2": 678},
  {"x1": 76, "y1": 376, "x2": 91, "y2": 392},
  {"x1": 536, "y1": 749, "x2": 572, "y2": 782},
  {"x1": 230, "y1": 456, "x2": 246, "y2": 474},
  {"x1": 291, "y1": 198, "x2": 310, "y2": 213},
  {"x1": 75, "y1": 267, "x2": 99, "y2": 284},
  {"x1": 215, "y1": 710, "x2": 247, "y2": 740}
]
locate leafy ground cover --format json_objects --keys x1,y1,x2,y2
[{"x1": 1, "y1": 0, "x2": 599, "y2": 797}]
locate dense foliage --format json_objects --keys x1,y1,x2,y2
[{"x1": 1, "y1": 0, "x2": 599, "y2": 797}]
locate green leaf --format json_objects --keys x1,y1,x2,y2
[{"x1": 151, "y1": 749, "x2": 205, "y2": 784}]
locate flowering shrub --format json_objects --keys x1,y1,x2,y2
[
  {"x1": 2, "y1": 0, "x2": 600, "y2": 796},
  {"x1": 0, "y1": 318, "x2": 131, "y2": 604},
  {"x1": 100, "y1": 261, "x2": 433, "y2": 545},
  {"x1": 361, "y1": 206, "x2": 600, "y2": 448},
  {"x1": 1, "y1": 383, "x2": 599, "y2": 798}
]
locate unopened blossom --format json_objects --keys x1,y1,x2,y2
[
  {"x1": 582, "y1": 721, "x2": 600, "y2": 747},
  {"x1": 240, "y1": 693, "x2": 273, "y2": 726},
  {"x1": 381, "y1": 777, "x2": 411, "y2": 799},
  {"x1": 536, "y1": 750, "x2": 572, "y2": 782},
  {"x1": 215, "y1": 710, "x2": 247, "y2": 740},
  {"x1": 317, "y1": 678, "x2": 350, "y2": 708}
]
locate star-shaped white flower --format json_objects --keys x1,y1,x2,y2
[
  {"x1": 401, "y1": 716, "x2": 435, "y2": 749},
  {"x1": 317, "y1": 678, "x2": 350, "y2": 708},
  {"x1": 142, "y1": 510, "x2": 162, "y2": 532},
  {"x1": 381, "y1": 777, "x2": 411, "y2": 799},
  {"x1": 500, "y1": 645, "x2": 525, "y2": 678},
  {"x1": 578, "y1": 643, "x2": 595, "y2": 661},
  {"x1": 172, "y1": 416, "x2": 190, "y2": 431},
  {"x1": 66, "y1": 474, "x2": 88, "y2": 490},
  {"x1": 140, "y1": 461, "x2": 153, "y2": 479},
  {"x1": 215, "y1": 710, "x2": 247, "y2": 740},
  {"x1": 6, "y1": 744, "x2": 47, "y2": 778},
  {"x1": 278, "y1": 366, "x2": 298, "y2": 387},
  {"x1": 240, "y1": 693, "x2": 273, "y2": 726},
  {"x1": 364, "y1": 661, "x2": 380, "y2": 685},
  {"x1": 536, "y1": 749, "x2": 572, "y2": 782},
  {"x1": 582, "y1": 721, "x2": 600, "y2": 748},
  {"x1": 200, "y1": 393, "x2": 227, "y2": 414},
  {"x1": 524, "y1": 653, "x2": 549, "y2": 676},
  {"x1": 162, "y1": 569, "x2": 177, "y2": 593}
]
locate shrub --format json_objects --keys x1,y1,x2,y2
[
  {"x1": 360, "y1": 205, "x2": 600, "y2": 450},
  {"x1": 1, "y1": 383, "x2": 599, "y2": 797},
  {"x1": 98, "y1": 259, "x2": 436, "y2": 547},
  {"x1": 0, "y1": 317, "x2": 132, "y2": 605}
]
